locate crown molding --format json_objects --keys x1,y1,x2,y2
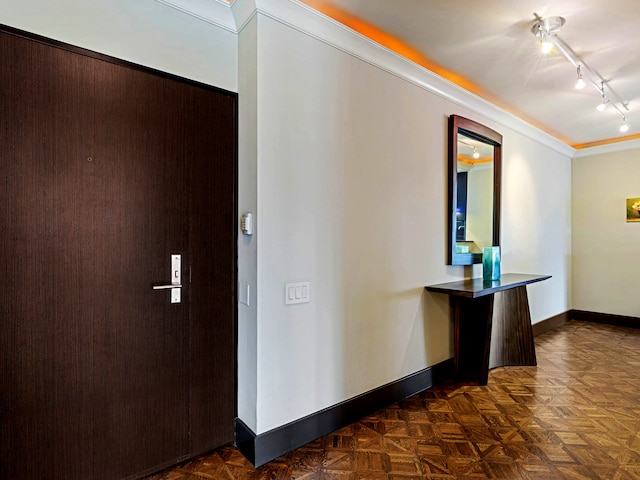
[
  {"x1": 154, "y1": 0, "x2": 236, "y2": 32},
  {"x1": 232, "y1": 0, "x2": 257, "y2": 32},
  {"x1": 573, "y1": 138, "x2": 640, "y2": 158}
]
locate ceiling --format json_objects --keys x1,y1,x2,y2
[{"x1": 299, "y1": 0, "x2": 640, "y2": 148}]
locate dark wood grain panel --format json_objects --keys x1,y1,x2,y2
[
  {"x1": 452, "y1": 295, "x2": 494, "y2": 385},
  {"x1": 489, "y1": 287, "x2": 537, "y2": 368},
  {"x1": 1, "y1": 26, "x2": 236, "y2": 480},
  {"x1": 89, "y1": 56, "x2": 192, "y2": 480},
  {"x1": 1, "y1": 33, "x2": 98, "y2": 480},
  {"x1": 186, "y1": 76, "x2": 237, "y2": 456}
]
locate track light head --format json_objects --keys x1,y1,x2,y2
[
  {"x1": 575, "y1": 66, "x2": 586, "y2": 89},
  {"x1": 540, "y1": 36, "x2": 554, "y2": 54},
  {"x1": 531, "y1": 16, "x2": 565, "y2": 53},
  {"x1": 596, "y1": 96, "x2": 609, "y2": 112},
  {"x1": 620, "y1": 118, "x2": 629, "y2": 133}
]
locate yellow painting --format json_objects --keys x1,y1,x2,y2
[{"x1": 627, "y1": 198, "x2": 640, "y2": 222}]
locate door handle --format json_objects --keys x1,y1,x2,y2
[
  {"x1": 152, "y1": 284, "x2": 183, "y2": 290},
  {"x1": 153, "y1": 254, "x2": 182, "y2": 303}
]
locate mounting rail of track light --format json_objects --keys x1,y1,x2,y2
[{"x1": 531, "y1": 14, "x2": 630, "y2": 133}]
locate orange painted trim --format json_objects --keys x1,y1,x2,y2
[
  {"x1": 458, "y1": 156, "x2": 493, "y2": 165},
  {"x1": 572, "y1": 133, "x2": 640, "y2": 150},
  {"x1": 300, "y1": 0, "x2": 482, "y2": 90}
]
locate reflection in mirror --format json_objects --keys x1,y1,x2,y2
[
  {"x1": 455, "y1": 134, "x2": 493, "y2": 254},
  {"x1": 448, "y1": 115, "x2": 502, "y2": 265}
]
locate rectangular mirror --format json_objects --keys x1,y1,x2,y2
[{"x1": 448, "y1": 115, "x2": 502, "y2": 265}]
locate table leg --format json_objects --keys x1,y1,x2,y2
[
  {"x1": 489, "y1": 286, "x2": 537, "y2": 369},
  {"x1": 452, "y1": 294, "x2": 494, "y2": 385}
]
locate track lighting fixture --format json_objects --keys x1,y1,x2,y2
[
  {"x1": 532, "y1": 16, "x2": 563, "y2": 53},
  {"x1": 597, "y1": 98, "x2": 609, "y2": 112},
  {"x1": 597, "y1": 92, "x2": 609, "y2": 112},
  {"x1": 620, "y1": 118, "x2": 629, "y2": 133},
  {"x1": 575, "y1": 66, "x2": 585, "y2": 90},
  {"x1": 531, "y1": 15, "x2": 630, "y2": 135}
]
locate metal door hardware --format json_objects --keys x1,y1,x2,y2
[{"x1": 153, "y1": 254, "x2": 182, "y2": 303}]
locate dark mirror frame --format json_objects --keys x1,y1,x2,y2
[{"x1": 447, "y1": 115, "x2": 502, "y2": 265}]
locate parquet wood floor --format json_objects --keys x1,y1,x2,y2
[{"x1": 145, "y1": 320, "x2": 640, "y2": 479}]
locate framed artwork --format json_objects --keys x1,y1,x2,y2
[{"x1": 626, "y1": 198, "x2": 640, "y2": 222}]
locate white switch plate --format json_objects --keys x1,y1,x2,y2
[{"x1": 285, "y1": 282, "x2": 310, "y2": 305}]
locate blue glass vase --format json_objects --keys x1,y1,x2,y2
[{"x1": 482, "y1": 246, "x2": 501, "y2": 281}]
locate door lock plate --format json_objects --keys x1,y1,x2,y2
[{"x1": 171, "y1": 254, "x2": 181, "y2": 303}]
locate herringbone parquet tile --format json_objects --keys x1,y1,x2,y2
[{"x1": 146, "y1": 320, "x2": 640, "y2": 479}]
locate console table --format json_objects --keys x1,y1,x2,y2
[{"x1": 426, "y1": 273, "x2": 551, "y2": 385}]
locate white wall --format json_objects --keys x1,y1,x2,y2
[
  {"x1": 0, "y1": 0, "x2": 237, "y2": 91},
  {"x1": 251, "y1": 11, "x2": 572, "y2": 433},
  {"x1": 255, "y1": 13, "x2": 453, "y2": 433},
  {"x1": 573, "y1": 147, "x2": 640, "y2": 317},
  {"x1": 237, "y1": 14, "x2": 259, "y2": 432},
  {"x1": 500, "y1": 133, "x2": 572, "y2": 322}
]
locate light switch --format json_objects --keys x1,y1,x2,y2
[
  {"x1": 239, "y1": 281, "x2": 250, "y2": 306},
  {"x1": 285, "y1": 282, "x2": 310, "y2": 305}
]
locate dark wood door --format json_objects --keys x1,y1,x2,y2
[{"x1": 0, "y1": 28, "x2": 236, "y2": 480}]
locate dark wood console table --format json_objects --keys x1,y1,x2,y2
[{"x1": 426, "y1": 273, "x2": 551, "y2": 385}]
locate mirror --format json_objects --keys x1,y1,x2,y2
[{"x1": 447, "y1": 115, "x2": 502, "y2": 265}]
